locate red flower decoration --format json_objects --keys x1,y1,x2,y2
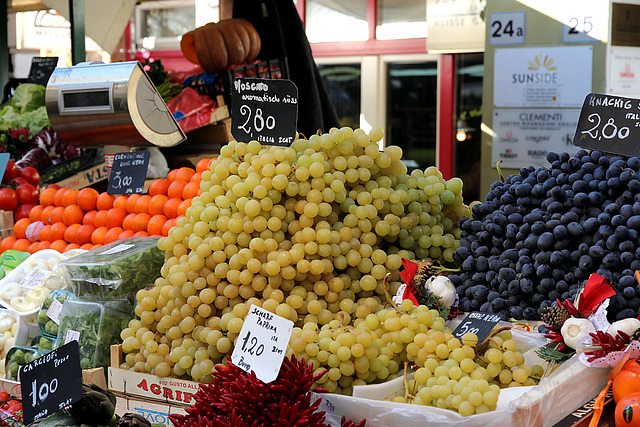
[{"x1": 399, "y1": 258, "x2": 420, "y2": 306}]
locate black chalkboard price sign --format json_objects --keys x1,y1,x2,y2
[
  {"x1": 231, "y1": 78, "x2": 298, "y2": 147},
  {"x1": 107, "y1": 151, "x2": 150, "y2": 195},
  {"x1": 20, "y1": 340, "x2": 83, "y2": 425},
  {"x1": 27, "y1": 57, "x2": 58, "y2": 86},
  {"x1": 452, "y1": 312, "x2": 502, "y2": 343},
  {"x1": 573, "y1": 93, "x2": 640, "y2": 156}
]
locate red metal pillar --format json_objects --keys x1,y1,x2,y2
[{"x1": 438, "y1": 53, "x2": 455, "y2": 180}]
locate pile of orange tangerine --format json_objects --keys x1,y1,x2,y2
[{"x1": 1, "y1": 159, "x2": 212, "y2": 254}]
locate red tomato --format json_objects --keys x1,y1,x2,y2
[
  {"x1": 14, "y1": 203, "x2": 35, "y2": 221},
  {"x1": 15, "y1": 184, "x2": 39, "y2": 205},
  {"x1": 0, "y1": 391, "x2": 9, "y2": 402},
  {"x1": 1, "y1": 161, "x2": 17, "y2": 185},
  {"x1": 46, "y1": 183, "x2": 61, "y2": 190},
  {"x1": 0, "y1": 189, "x2": 18, "y2": 211},
  {"x1": 17, "y1": 167, "x2": 40, "y2": 186},
  {"x1": 11, "y1": 177, "x2": 29, "y2": 187}
]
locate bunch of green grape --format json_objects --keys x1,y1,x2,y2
[{"x1": 119, "y1": 126, "x2": 472, "y2": 382}]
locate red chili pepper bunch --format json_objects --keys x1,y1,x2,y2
[
  {"x1": 584, "y1": 330, "x2": 632, "y2": 362},
  {"x1": 0, "y1": 392, "x2": 23, "y2": 427},
  {"x1": 341, "y1": 416, "x2": 366, "y2": 427},
  {"x1": 169, "y1": 355, "x2": 330, "y2": 427}
]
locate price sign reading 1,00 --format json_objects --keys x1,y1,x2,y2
[
  {"x1": 581, "y1": 113, "x2": 631, "y2": 141},
  {"x1": 30, "y1": 378, "x2": 58, "y2": 408},
  {"x1": 240, "y1": 330, "x2": 265, "y2": 356},
  {"x1": 237, "y1": 105, "x2": 275, "y2": 137}
]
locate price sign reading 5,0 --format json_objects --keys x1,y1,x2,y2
[
  {"x1": 231, "y1": 78, "x2": 298, "y2": 147},
  {"x1": 231, "y1": 305, "x2": 294, "y2": 383}
]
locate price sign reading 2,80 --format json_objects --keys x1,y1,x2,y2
[
  {"x1": 231, "y1": 78, "x2": 298, "y2": 147},
  {"x1": 574, "y1": 93, "x2": 640, "y2": 157}
]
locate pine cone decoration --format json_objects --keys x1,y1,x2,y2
[
  {"x1": 541, "y1": 306, "x2": 571, "y2": 330},
  {"x1": 630, "y1": 327, "x2": 640, "y2": 343}
]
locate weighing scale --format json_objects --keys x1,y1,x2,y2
[{"x1": 45, "y1": 61, "x2": 186, "y2": 168}]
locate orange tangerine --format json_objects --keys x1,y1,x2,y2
[
  {"x1": 80, "y1": 243, "x2": 94, "y2": 250},
  {"x1": 163, "y1": 198, "x2": 181, "y2": 219},
  {"x1": 0, "y1": 236, "x2": 17, "y2": 253},
  {"x1": 49, "y1": 239, "x2": 68, "y2": 252},
  {"x1": 167, "y1": 180, "x2": 187, "y2": 199},
  {"x1": 29, "y1": 205, "x2": 44, "y2": 223},
  {"x1": 177, "y1": 199, "x2": 191, "y2": 217},
  {"x1": 38, "y1": 225, "x2": 52, "y2": 242},
  {"x1": 61, "y1": 189, "x2": 79, "y2": 207},
  {"x1": 118, "y1": 229, "x2": 135, "y2": 240},
  {"x1": 147, "y1": 214, "x2": 167, "y2": 236},
  {"x1": 49, "y1": 222, "x2": 67, "y2": 242},
  {"x1": 133, "y1": 230, "x2": 149, "y2": 237},
  {"x1": 62, "y1": 205, "x2": 84, "y2": 226},
  {"x1": 27, "y1": 241, "x2": 40, "y2": 254},
  {"x1": 49, "y1": 206, "x2": 65, "y2": 224},
  {"x1": 148, "y1": 179, "x2": 169, "y2": 197},
  {"x1": 53, "y1": 188, "x2": 68, "y2": 207},
  {"x1": 161, "y1": 217, "x2": 176, "y2": 236},
  {"x1": 166, "y1": 169, "x2": 178, "y2": 183},
  {"x1": 132, "y1": 213, "x2": 151, "y2": 232},
  {"x1": 14, "y1": 218, "x2": 31, "y2": 240},
  {"x1": 96, "y1": 193, "x2": 115, "y2": 211},
  {"x1": 196, "y1": 158, "x2": 212, "y2": 173},
  {"x1": 182, "y1": 181, "x2": 200, "y2": 200},
  {"x1": 134, "y1": 195, "x2": 151, "y2": 214},
  {"x1": 94, "y1": 210, "x2": 108, "y2": 228},
  {"x1": 190, "y1": 171, "x2": 202, "y2": 183},
  {"x1": 82, "y1": 210, "x2": 98, "y2": 226},
  {"x1": 76, "y1": 225, "x2": 96, "y2": 245},
  {"x1": 64, "y1": 243, "x2": 81, "y2": 252},
  {"x1": 113, "y1": 195, "x2": 129, "y2": 211},
  {"x1": 104, "y1": 227, "x2": 124, "y2": 244},
  {"x1": 125, "y1": 194, "x2": 141, "y2": 214},
  {"x1": 39, "y1": 188, "x2": 57, "y2": 207},
  {"x1": 13, "y1": 238, "x2": 31, "y2": 252},
  {"x1": 91, "y1": 226, "x2": 108, "y2": 245},
  {"x1": 77, "y1": 188, "x2": 99, "y2": 211},
  {"x1": 36, "y1": 241, "x2": 51, "y2": 251},
  {"x1": 148, "y1": 194, "x2": 168, "y2": 216},
  {"x1": 175, "y1": 167, "x2": 195, "y2": 182},
  {"x1": 106, "y1": 208, "x2": 128, "y2": 228},
  {"x1": 40, "y1": 206, "x2": 55, "y2": 225},
  {"x1": 122, "y1": 213, "x2": 137, "y2": 231},
  {"x1": 64, "y1": 223, "x2": 81, "y2": 243}
]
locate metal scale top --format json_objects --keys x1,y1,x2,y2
[{"x1": 45, "y1": 61, "x2": 185, "y2": 149}]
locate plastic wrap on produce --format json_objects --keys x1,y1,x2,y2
[{"x1": 314, "y1": 355, "x2": 609, "y2": 427}]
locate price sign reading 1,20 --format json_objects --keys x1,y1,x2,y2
[
  {"x1": 107, "y1": 151, "x2": 151, "y2": 195},
  {"x1": 20, "y1": 340, "x2": 83, "y2": 425},
  {"x1": 573, "y1": 93, "x2": 640, "y2": 157},
  {"x1": 231, "y1": 78, "x2": 298, "y2": 147},
  {"x1": 231, "y1": 305, "x2": 294, "y2": 383}
]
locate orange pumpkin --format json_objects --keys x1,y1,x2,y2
[
  {"x1": 614, "y1": 359, "x2": 640, "y2": 403},
  {"x1": 180, "y1": 19, "x2": 261, "y2": 73},
  {"x1": 616, "y1": 392, "x2": 640, "y2": 426}
]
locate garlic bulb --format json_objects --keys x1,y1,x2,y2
[
  {"x1": 426, "y1": 276, "x2": 456, "y2": 307},
  {"x1": 607, "y1": 318, "x2": 640, "y2": 339},
  {"x1": 560, "y1": 317, "x2": 595, "y2": 349}
]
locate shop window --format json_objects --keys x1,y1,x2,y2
[
  {"x1": 135, "y1": 0, "x2": 197, "y2": 50},
  {"x1": 386, "y1": 61, "x2": 437, "y2": 169},
  {"x1": 305, "y1": 0, "x2": 368, "y2": 42},
  {"x1": 376, "y1": 0, "x2": 426, "y2": 40},
  {"x1": 317, "y1": 63, "x2": 361, "y2": 129},
  {"x1": 454, "y1": 53, "x2": 483, "y2": 203}
]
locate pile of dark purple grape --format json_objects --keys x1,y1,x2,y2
[{"x1": 449, "y1": 149, "x2": 640, "y2": 322}]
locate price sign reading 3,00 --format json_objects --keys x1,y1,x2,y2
[
  {"x1": 109, "y1": 171, "x2": 133, "y2": 190},
  {"x1": 107, "y1": 151, "x2": 150, "y2": 195}
]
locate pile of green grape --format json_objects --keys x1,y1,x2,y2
[{"x1": 120, "y1": 126, "x2": 472, "y2": 382}]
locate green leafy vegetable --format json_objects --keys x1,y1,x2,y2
[{"x1": 10, "y1": 83, "x2": 46, "y2": 113}]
